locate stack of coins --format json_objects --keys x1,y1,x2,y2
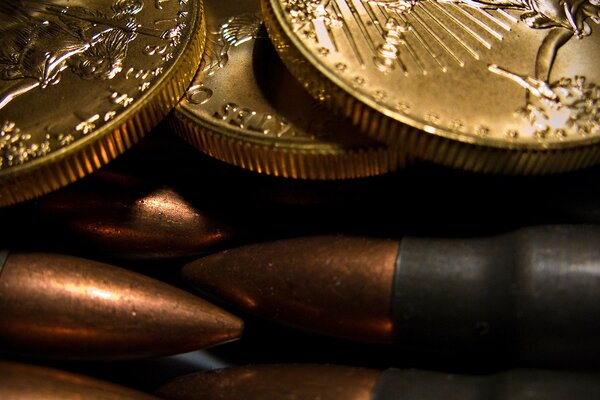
[{"x1": 1, "y1": 0, "x2": 599, "y2": 398}]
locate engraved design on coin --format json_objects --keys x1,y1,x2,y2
[
  {"x1": 0, "y1": 119, "x2": 86, "y2": 169},
  {"x1": 278, "y1": 0, "x2": 599, "y2": 143},
  {"x1": 202, "y1": 13, "x2": 264, "y2": 75},
  {"x1": 0, "y1": 0, "x2": 143, "y2": 110},
  {"x1": 370, "y1": 0, "x2": 599, "y2": 40},
  {"x1": 490, "y1": 66, "x2": 599, "y2": 137},
  {"x1": 185, "y1": 14, "x2": 297, "y2": 138},
  {"x1": 286, "y1": 0, "x2": 599, "y2": 74},
  {"x1": 0, "y1": 0, "x2": 191, "y2": 170},
  {"x1": 283, "y1": 0, "x2": 600, "y2": 72},
  {"x1": 181, "y1": 9, "x2": 389, "y2": 144},
  {"x1": 471, "y1": 0, "x2": 600, "y2": 137},
  {"x1": 282, "y1": 0, "x2": 515, "y2": 73}
]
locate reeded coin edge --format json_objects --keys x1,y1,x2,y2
[
  {"x1": 171, "y1": 106, "x2": 399, "y2": 179},
  {"x1": 0, "y1": 4, "x2": 207, "y2": 207},
  {"x1": 262, "y1": 0, "x2": 600, "y2": 174}
]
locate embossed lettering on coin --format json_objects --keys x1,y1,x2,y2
[{"x1": 170, "y1": 0, "x2": 396, "y2": 180}]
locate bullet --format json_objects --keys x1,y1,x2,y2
[
  {"x1": 37, "y1": 169, "x2": 241, "y2": 259},
  {"x1": 156, "y1": 364, "x2": 600, "y2": 400},
  {"x1": 0, "y1": 251, "x2": 243, "y2": 360},
  {"x1": 0, "y1": 360, "x2": 157, "y2": 399},
  {"x1": 183, "y1": 226, "x2": 600, "y2": 365}
]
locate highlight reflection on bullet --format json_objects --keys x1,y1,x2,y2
[
  {"x1": 0, "y1": 251, "x2": 243, "y2": 360},
  {"x1": 185, "y1": 236, "x2": 399, "y2": 343},
  {"x1": 183, "y1": 226, "x2": 600, "y2": 365},
  {"x1": 0, "y1": 360, "x2": 157, "y2": 399},
  {"x1": 38, "y1": 170, "x2": 241, "y2": 259}
]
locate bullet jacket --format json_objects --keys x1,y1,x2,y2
[
  {"x1": 157, "y1": 364, "x2": 600, "y2": 400},
  {"x1": 0, "y1": 360, "x2": 157, "y2": 399},
  {"x1": 158, "y1": 364, "x2": 380, "y2": 400},
  {"x1": 183, "y1": 226, "x2": 600, "y2": 365},
  {"x1": 38, "y1": 170, "x2": 241, "y2": 259},
  {"x1": 0, "y1": 252, "x2": 243, "y2": 360},
  {"x1": 185, "y1": 236, "x2": 397, "y2": 343}
]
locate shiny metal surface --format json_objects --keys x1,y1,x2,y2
[
  {"x1": 185, "y1": 226, "x2": 600, "y2": 365},
  {"x1": 0, "y1": 252, "x2": 243, "y2": 360},
  {"x1": 0, "y1": 0, "x2": 206, "y2": 206},
  {"x1": 157, "y1": 365, "x2": 600, "y2": 400},
  {"x1": 38, "y1": 170, "x2": 241, "y2": 259},
  {"x1": 157, "y1": 364, "x2": 380, "y2": 400},
  {"x1": 183, "y1": 236, "x2": 398, "y2": 343},
  {"x1": 263, "y1": 0, "x2": 600, "y2": 173},
  {"x1": 172, "y1": 0, "x2": 398, "y2": 179},
  {"x1": 0, "y1": 360, "x2": 157, "y2": 399}
]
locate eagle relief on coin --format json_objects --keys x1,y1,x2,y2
[
  {"x1": 265, "y1": 0, "x2": 600, "y2": 173},
  {"x1": 0, "y1": 0, "x2": 204, "y2": 205}
]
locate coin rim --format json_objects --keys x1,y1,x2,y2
[
  {"x1": 0, "y1": 1, "x2": 207, "y2": 206},
  {"x1": 171, "y1": 6, "x2": 401, "y2": 180},
  {"x1": 262, "y1": 0, "x2": 600, "y2": 173},
  {"x1": 172, "y1": 104, "x2": 400, "y2": 179}
]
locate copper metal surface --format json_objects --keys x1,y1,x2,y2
[
  {"x1": 38, "y1": 170, "x2": 241, "y2": 259},
  {"x1": 157, "y1": 364, "x2": 600, "y2": 400},
  {"x1": 183, "y1": 236, "x2": 398, "y2": 343},
  {"x1": 0, "y1": 360, "x2": 157, "y2": 399},
  {"x1": 0, "y1": 0, "x2": 205, "y2": 206},
  {"x1": 157, "y1": 364, "x2": 380, "y2": 400},
  {"x1": 0, "y1": 252, "x2": 243, "y2": 360}
]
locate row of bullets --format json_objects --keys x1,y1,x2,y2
[
  {"x1": 0, "y1": 0, "x2": 599, "y2": 396},
  {"x1": 1, "y1": 130, "x2": 600, "y2": 398}
]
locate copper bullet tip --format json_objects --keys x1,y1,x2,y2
[
  {"x1": 183, "y1": 236, "x2": 398, "y2": 343},
  {"x1": 157, "y1": 364, "x2": 380, "y2": 400},
  {"x1": 0, "y1": 360, "x2": 157, "y2": 399},
  {"x1": 0, "y1": 252, "x2": 243, "y2": 360}
]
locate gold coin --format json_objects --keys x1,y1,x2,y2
[
  {"x1": 171, "y1": 0, "x2": 400, "y2": 180},
  {"x1": 263, "y1": 0, "x2": 600, "y2": 174},
  {"x1": 0, "y1": 0, "x2": 205, "y2": 206}
]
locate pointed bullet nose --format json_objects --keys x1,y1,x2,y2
[
  {"x1": 38, "y1": 170, "x2": 242, "y2": 259},
  {"x1": 156, "y1": 282, "x2": 245, "y2": 350},
  {"x1": 182, "y1": 236, "x2": 398, "y2": 343},
  {"x1": 157, "y1": 364, "x2": 381, "y2": 400},
  {"x1": 0, "y1": 360, "x2": 158, "y2": 399},
  {"x1": 0, "y1": 252, "x2": 243, "y2": 360}
]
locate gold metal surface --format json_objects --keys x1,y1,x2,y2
[
  {"x1": 263, "y1": 0, "x2": 600, "y2": 173},
  {"x1": 0, "y1": 360, "x2": 157, "y2": 399},
  {"x1": 0, "y1": 252, "x2": 243, "y2": 360},
  {"x1": 183, "y1": 236, "x2": 398, "y2": 343},
  {"x1": 157, "y1": 364, "x2": 381, "y2": 400},
  {"x1": 0, "y1": 0, "x2": 206, "y2": 206},
  {"x1": 172, "y1": 0, "x2": 400, "y2": 179}
]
